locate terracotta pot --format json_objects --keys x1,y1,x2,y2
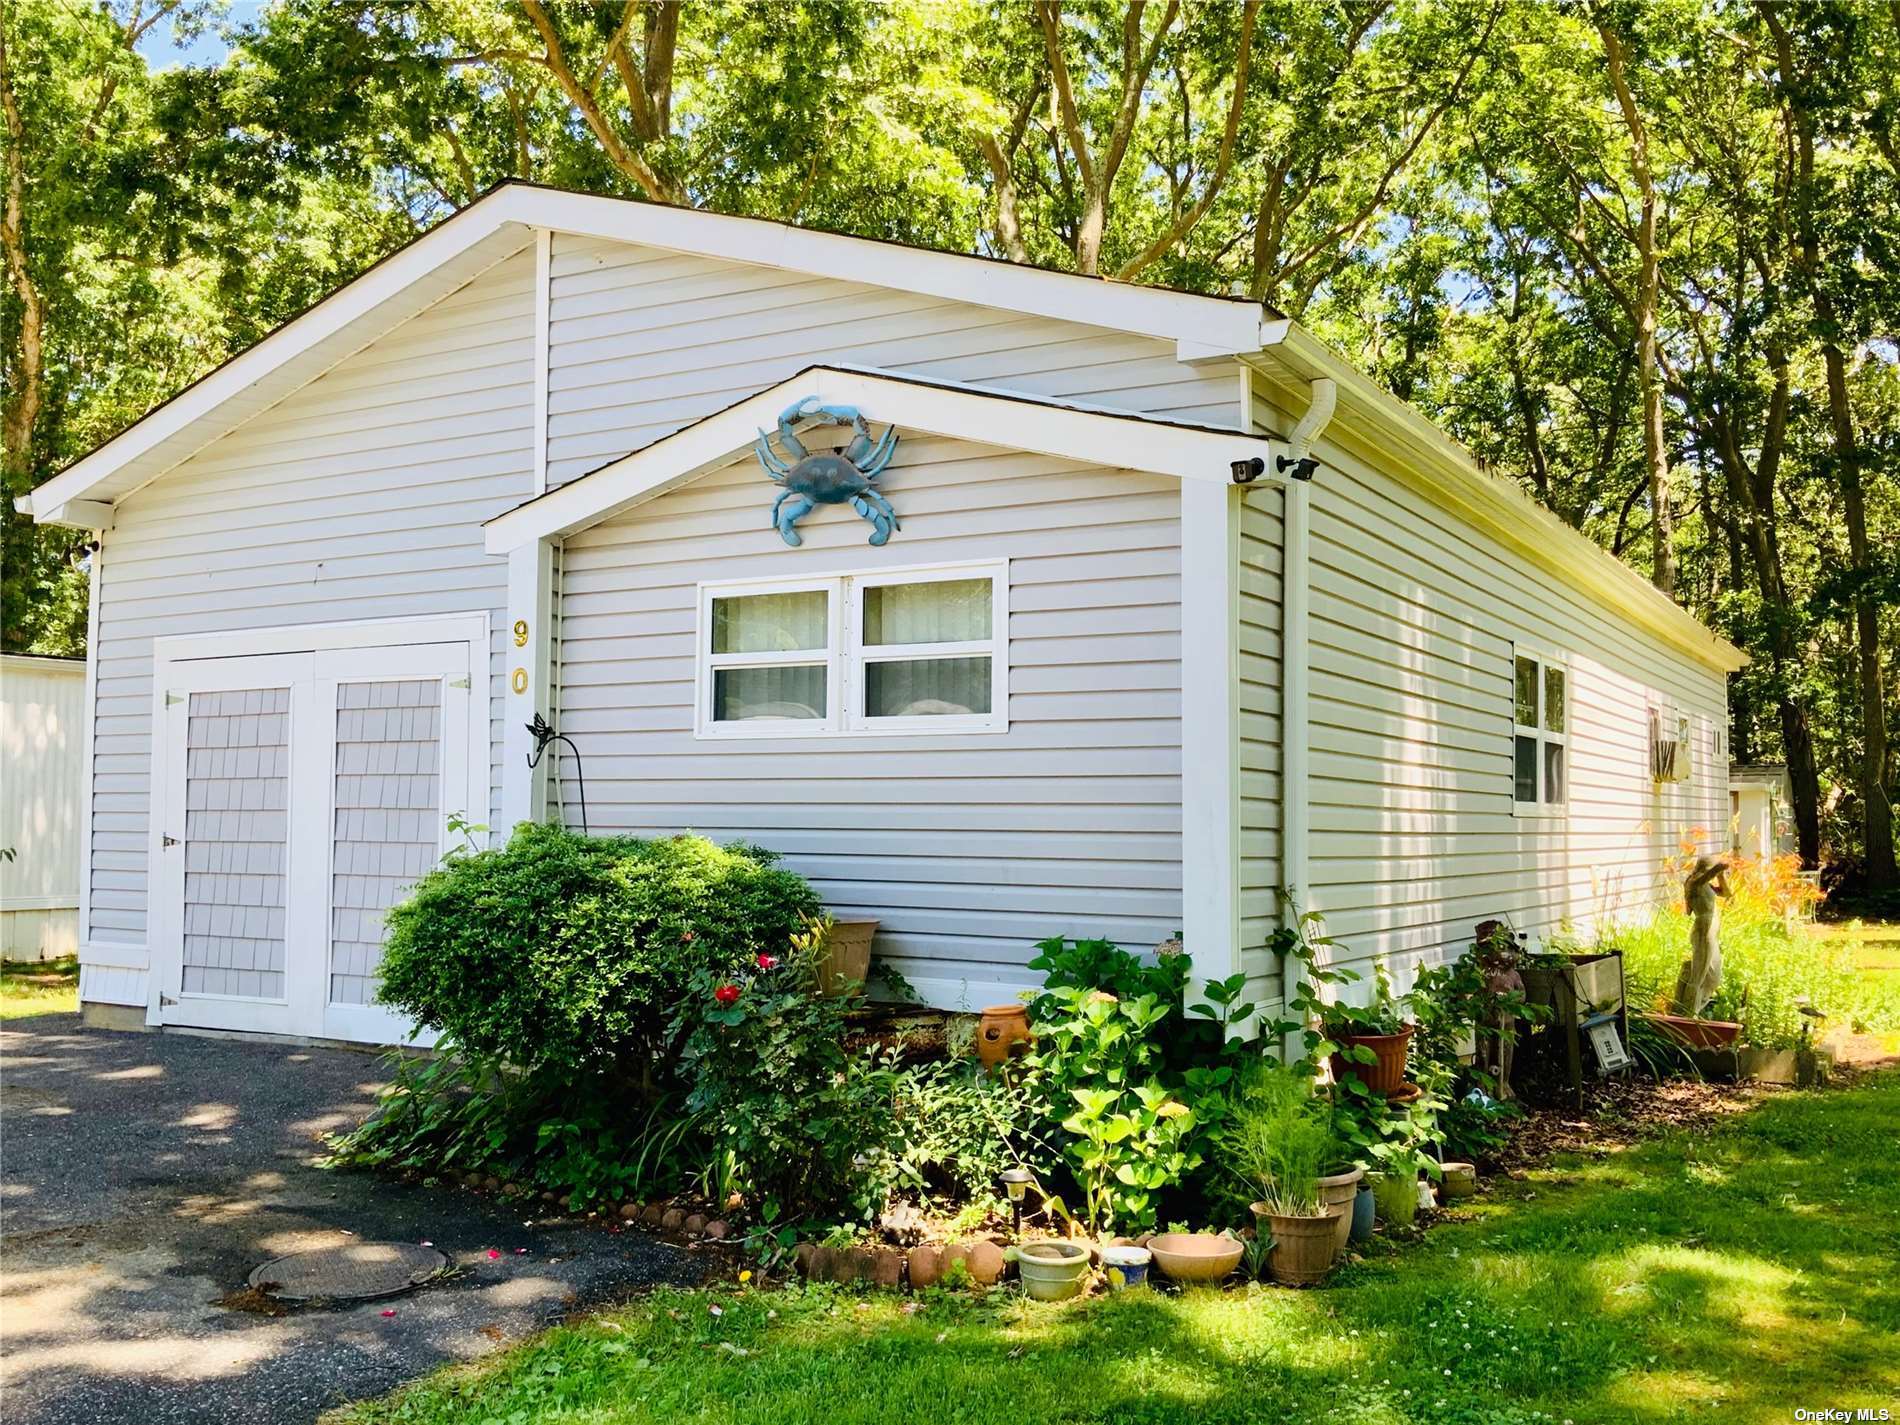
[
  {"x1": 1328, "y1": 1026, "x2": 1414, "y2": 1096},
  {"x1": 819, "y1": 919, "x2": 879, "y2": 996},
  {"x1": 975, "y1": 1005, "x2": 1033, "y2": 1070},
  {"x1": 1638, "y1": 1011, "x2": 1742, "y2": 1050},
  {"x1": 1316, "y1": 1167, "x2": 1364, "y2": 1257},
  {"x1": 1252, "y1": 1205, "x2": 1335, "y2": 1286},
  {"x1": 1146, "y1": 1232, "x2": 1244, "y2": 1284}
]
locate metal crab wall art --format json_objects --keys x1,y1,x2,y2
[{"x1": 752, "y1": 396, "x2": 900, "y2": 547}]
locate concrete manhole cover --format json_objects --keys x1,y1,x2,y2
[{"x1": 249, "y1": 1242, "x2": 448, "y2": 1302}]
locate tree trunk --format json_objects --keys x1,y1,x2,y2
[{"x1": 0, "y1": 30, "x2": 44, "y2": 485}]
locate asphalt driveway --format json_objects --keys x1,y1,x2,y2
[{"x1": 0, "y1": 1015, "x2": 704, "y2": 1424}]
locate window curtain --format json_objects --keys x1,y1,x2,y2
[
  {"x1": 863, "y1": 579, "x2": 991, "y2": 646},
  {"x1": 713, "y1": 591, "x2": 827, "y2": 653},
  {"x1": 864, "y1": 656, "x2": 991, "y2": 717}
]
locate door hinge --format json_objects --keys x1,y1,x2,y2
[
  {"x1": 449, "y1": 676, "x2": 471, "y2": 690},
  {"x1": 162, "y1": 835, "x2": 181, "y2": 848},
  {"x1": 166, "y1": 692, "x2": 185, "y2": 707}
]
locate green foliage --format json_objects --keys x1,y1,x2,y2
[
  {"x1": 376, "y1": 823, "x2": 818, "y2": 1076},
  {"x1": 1025, "y1": 984, "x2": 1199, "y2": 1236},
  {"x1": 672, "y1": 938, "x2": 895, "y2": 1223},
  {"x1": 1220, "y1": 1060, "x2": 1333, "y2": 1217},
  {"x1": 887, "y1": 1056, "x2": 1052, "y2": 1206}
]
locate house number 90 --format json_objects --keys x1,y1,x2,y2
[
  {"x1": 513, "y1": 619, "x2": 530, "y2": 647},
  {"x1": 511, "y1": 667, "x2": 529, "y2": 694}
]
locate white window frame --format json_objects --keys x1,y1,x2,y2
[
  {"x1": 695, "y1": 560, "x2": 1008, "y2": 739},
  {"x1": 1511, "y1": 646, "x2": 1568, "y2": 817}
]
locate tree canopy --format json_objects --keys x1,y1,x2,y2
[{"x1": 2, "y1": 0, "x2": 1893, "y2": 889}]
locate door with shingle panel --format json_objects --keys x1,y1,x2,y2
[{"x1": 149, "y1": 621, "x2": 484, "y2": 1042}]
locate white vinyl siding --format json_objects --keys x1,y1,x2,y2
[
  {"x1": 544, "y1": 235, "x2": 1240, "y2": 488},
  {"x1": 556, "y1": 434, "x2": 1184, "y2": 1002},
  {"x1": 1296, "y1": 424, "x2": 1727, "y2": 979},
  {"x1": 85, "y1": 248, "x2": 536, "y2": 950}
]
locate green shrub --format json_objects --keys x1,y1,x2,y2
[
  {"x1": 376, "y1": 823, "x2": 819, "y2": 1076},
  {"x1": 888, "y1": 1057, "x2": 1053, "y2": 1206}
]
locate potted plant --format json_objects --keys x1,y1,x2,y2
[
  {"x1": 1224, "y1": 1062, "x2": 1337, "y2": 1286},
  {"x1": 1011, "y1": 1239, "x2": 1091, "y2": 1301},
  {"x1": 1315, "y1": 1154, "x2": 1365, "y2": 1259},
  {"x1": 1370, "y1": 1164, "x2": 1420, "y2": 1228},
  {"x1": 1321, "y1": 964, "x2": 1414, "y2": 1096}
]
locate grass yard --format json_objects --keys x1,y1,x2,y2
[
  {"x1": 337, "y1": 1070, "x2": 1900, "y2": 1425},
  {"x1": 0, "y1": 955, "x2": 77, "y2": 1019}
]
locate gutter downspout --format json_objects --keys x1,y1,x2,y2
[{"x1": 1280, "y1": 377, "x2": 1335, "y2": 964}]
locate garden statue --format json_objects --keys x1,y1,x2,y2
[
  {"x1": 1672, "y1": 854, "x2": 1732, "y2": 1017},
  {"x1": 753, "y1": 395, "x2": 900, "y2": 546},
  {"x1": 1473, "y1": 919, "x2": 1524, "y2": 1099}
]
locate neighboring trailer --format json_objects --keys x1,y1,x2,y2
[
  {"x1": 1, "y1": 653, "x2": 86, "y2": 961},
  {"x1": 19, "y1": 183, "x2": 1746, "y2": 1041}
]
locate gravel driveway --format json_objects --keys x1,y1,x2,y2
[{"x1": 0, "y1": 1015, "x2": 704, "y2": 1424}]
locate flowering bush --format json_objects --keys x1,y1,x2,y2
[
  {"x1": 673, "y1": 939, "x2": 896, "y2": 1221},
  {"x1": 376, "y1": 823, "x2": 819, "y2": 1076}
]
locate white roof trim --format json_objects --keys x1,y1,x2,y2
[
  {"x1": 25, "y1": 182, "x2": 1270, "y2": 527},
  {"x1": 1248, "y1": 327, "x2": 1749, "y2": 674},
  {"x1": 483, "y1": 364, "x2": 1281, "y2": 553}
]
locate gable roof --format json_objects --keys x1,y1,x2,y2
[
  {"x1": 482, "y1": 364, "x2": 1282, "y2": 553},
  {"x1": 18, "y1": 179, "x2": 1745, "y2": 674},
  {"x1": 18, "y1": 181, "x2": 1272, "y2": 525}
]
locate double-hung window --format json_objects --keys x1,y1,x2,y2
[
  {"x1": 697, "y1": 561, "x2": 1006, "y2": 737},
  {"x1": 1512, "y1": 649, "x2": 1567, "y2": 812}
]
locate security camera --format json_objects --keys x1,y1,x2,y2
[
  {"x1": 1229, "y1": 456, "x2": 1266, "y2": 485},
  {"x1": 1277, "y1": 454, "x2": 1319, "y2": 481}
]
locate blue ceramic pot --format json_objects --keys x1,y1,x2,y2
[{"x1": 1350, "y1": 1184, "x2": 1375, "y2": 1243}]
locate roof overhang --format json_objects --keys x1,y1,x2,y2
[
  {"x1": 21, "y1": 182, "x2": 1272, "y2": 530},
  {"x1": 1247, "y1": 326, "x2": 1750, "y2": 676},
  {"x1": 483, "y1": 364, "x2": 1282, "y2": 553}
]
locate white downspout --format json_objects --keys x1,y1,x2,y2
[{"x1": 1281, "y1": 378, "x2": 1334, "y2": 1008}]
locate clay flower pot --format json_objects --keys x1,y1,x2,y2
[
  {"x1": 1146, "y1": 1233, "x2": 1244, "y2": 1285},
  {"x1": 1638, "y1": 1011, "x2": 1743, "y2": 1050},
  {"x1": 818, "y1": 919, "x2": 879, "y2": 996},
  {"x1": 1371, "y1": 1172, "x2": 1417, "y2": 1229},
  {"x1": 1252, "y1": 1204, "x2": 1335, "y2": 1286},
  {"x1": 1316, "y1": 1166, "x2": 1364, "y2": 1257},
  {"x1": 975, "y1": 1005, "x2": 1033, "y2": 1070},
  {"x1": 1439, "y1": 1162, "x2": 1478, "y2": 1200},
  {"x1": 1328, "y1": 1026, "x2": 1414, "y2": 1096},
  {"x1": 1013, "y1": 1240, "x2": 1090, "y2": 1301}
]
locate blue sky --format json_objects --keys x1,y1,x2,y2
[{"x1": 134, "y1": 4, "x2": 248, "y2": 70}]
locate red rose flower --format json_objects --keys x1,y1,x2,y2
[
  {"x1": 713, "y1": 983, "x2": 741, "y2": 1006},
  {"x1": 755, "y1": 954, "x2": 780, "y2": 970}
]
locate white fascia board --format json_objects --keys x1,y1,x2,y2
[
  {"x1": 506, "y1": 185, "x2": 1265, "y2": 353},
  {"x1": 484, "y1": 365, "x2": 1281, "y2": 553},
  {"x1": 1248, "y1": 329, "x2": 1750, "y2": 675},
  {"x1": 29, "y1": 210, "x2": 535, "y2": 522},
  {"x1": 32, "y1": 498, "x2": 115, "y2": 531}
]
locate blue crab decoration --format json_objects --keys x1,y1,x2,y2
[{"x1": 753, "y1": 396, "x2": 900, "y2": 546}]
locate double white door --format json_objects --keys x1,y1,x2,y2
[{"x1": 147, "y1": 619, "x2": 486, "y2": 1042}]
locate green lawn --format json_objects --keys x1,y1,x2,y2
[
  {"x1": 337, "y1": 1071, "x2": 1900, "y2": 1425},
  {"x1": 0, "y1": 955, "x2": 77, "y2": 1019}
]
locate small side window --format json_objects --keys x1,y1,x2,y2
[{"x1": 1512, "y1": 650, "x2": 1568, "y2": 812}]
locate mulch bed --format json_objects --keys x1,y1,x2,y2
[{"x1": 1483, "y1": 1074, "x2": 1765, "y2": 1176}]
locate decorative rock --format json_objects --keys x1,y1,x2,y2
[
  {"x1": 870, "y1": 1248, "x2": 904, "y2": 1288},
  {"x1": 640, "y1": 1203, "x2": 667, "y2": 1226},
  {"x1": 806, "y1": 1246, "x2": 837, "y2": 1281},
  {"x1": 619, "y1": 1203, "x2": 641, "y2": 1221},
  {"x1": 907, "y1": 1244, "x2": 944, "y2": 1289},
  {"x1": 541, "y1": 1191, "x2": 557, "y2": 1203},
  {"x1": 684, "y1": 1213, "x2": 709, "y2": 1236},
  {"x1": 964, "y1": 1239, "x2": 1006, "y2": 1286},
  {"x1": 847, "y1": 1248, "x2": 879, "y2": 1284},
  {"x1": 941, "y1": 1241, "x2": 973, "y2": 1276},
  {"x1": 704, "y1": 1220, "x2": 731, "y2": 1241},
  {"x1": 482, "y1": 1175, "x2": 501, "y2": 1192},
  {"x1": 661, "y1": 1208, "x2": 687, "y2": 1231},
  {"x1": 725, "y1": 1191, "x2": 746, "y2": 1212},
  {"x1": 558, "y1": 1195, "x2": 572, "y2": 1211}
]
